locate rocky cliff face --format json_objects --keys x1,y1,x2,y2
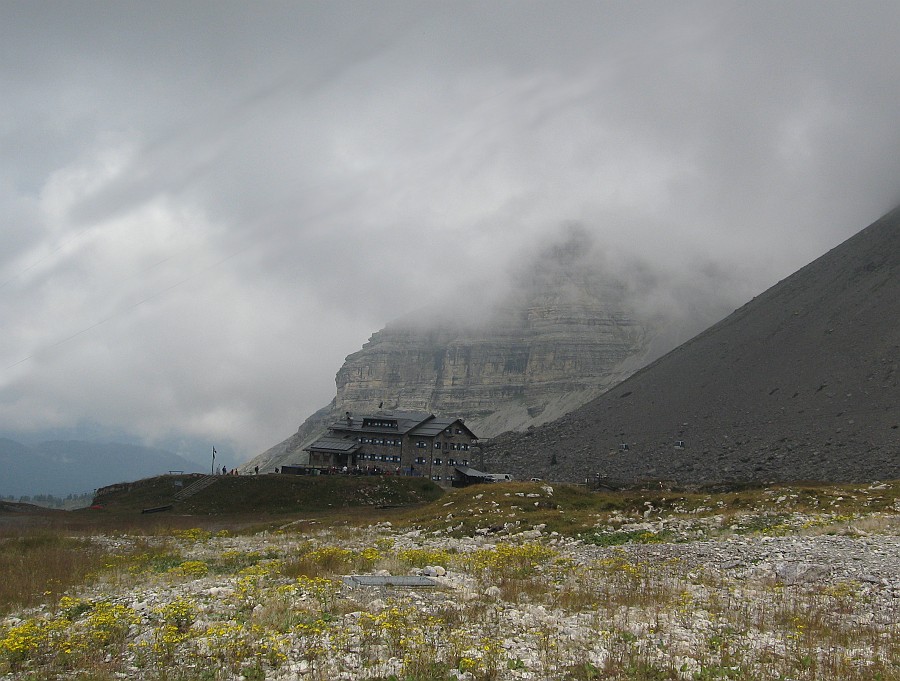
[
  {"x1": 248, "y1": 228, "x2": 679, "y2": 472},
  {"x1": 335, "y1": 272, "x2": 650, "y2": 434}
]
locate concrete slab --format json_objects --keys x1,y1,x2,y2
[{"x1": 342, "y1": 575, "x2": 438, "y2": 588}]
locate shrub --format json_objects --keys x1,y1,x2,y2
[
  {"x1": 467, "y1": 542, "x2": 557, "y2": 579},
  {"x1": 397, "y1": 547, "x2": 454, "y2": 568}
]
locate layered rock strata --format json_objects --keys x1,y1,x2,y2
[{"x1": 249, "y1": 228, "x2": 665, "y2": 472}]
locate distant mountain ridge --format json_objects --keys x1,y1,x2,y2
[
  {"x1": 0, "y1": 438, "x2": 200, "y2": 497},
  {"x1": 484, "y1": 207, "x2": 900, "y2": 485}
]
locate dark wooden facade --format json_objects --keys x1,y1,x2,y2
[{"x1": 305, "y1": 411, "x2": 478, "y2": 484}]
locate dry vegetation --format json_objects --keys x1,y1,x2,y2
[{"x1": 1, "y1": 479, "x2": 898, "y2": 680}]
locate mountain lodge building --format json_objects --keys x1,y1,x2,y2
[{"x1": 305, "y1": 411, "x2": 478, "y2": 484}]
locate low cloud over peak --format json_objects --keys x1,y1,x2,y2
[{"x1": 2, "y1": 2, "x2": 899, "y2": 461}]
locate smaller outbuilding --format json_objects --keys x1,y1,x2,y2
[{"x1": 452, "y1": 466, "x2": 512, "y2": 487}]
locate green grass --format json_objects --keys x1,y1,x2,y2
[
  {"x1": 91, "y1": 473, "x2": 445, "y2": 515},
  {"x1": 387, "y1": 479, "x2": 900, "y2": 539},
  {"x1": 581, "y1": 529, "x2": 674, "y2": 546},
  {"x1": 0, "y1": 532, "x2": 109, "y2": 614}
]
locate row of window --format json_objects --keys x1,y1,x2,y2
[
  {"x1": 415, "y1": 440, "x2": 471, "y2": 450},
  {"x1": 358, "y1": 453, "x2": 401, "y2": 463},
  {"x1": 363, "y1": 420, "x2": 398, "y2": 429},
  {"x1": 413, "y1": 457, "x2": 469, "y2": 467},
  {"x1": 357, "y1": 437, "x2": 401, "y2": 446},
  {"x1": 434, "y1": 441, "x2": 469, "y2": 451},
  {"x1": 355, "y1": 436, "x2": 472, "y2": 451}
]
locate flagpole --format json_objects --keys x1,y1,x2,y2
[{"x1": 211, "y1": 446, "x2": 216, "y2": 475}]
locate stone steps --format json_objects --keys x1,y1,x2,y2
[{"x1": 173, "y1": 475, "x2": 219, "y2": 502}]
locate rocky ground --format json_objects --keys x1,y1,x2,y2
[{"x1": 2, "y1": 483, "x2": 899, "y2": 680}]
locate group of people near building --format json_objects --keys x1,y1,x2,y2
[
  {"x1": 332, "y1": 465, "x2": 403, "y2": 476},
  {"x1": 218, "y1": 465, "x2": 261, "y2": 475}
]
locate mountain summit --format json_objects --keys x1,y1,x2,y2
[
  {"x1": 485, "y1": 208, "x2": 900, "y2": 485},
  {"x1": 248, "y1": 226, "x2": 724, "y2": 473}
]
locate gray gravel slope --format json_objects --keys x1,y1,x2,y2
[{"x1": 485, "y1": 207, "x2": 900, "y2": 485}]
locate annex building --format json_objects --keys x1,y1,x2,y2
[{"x1": 305, "y1": 411, "x2": 479, "y2": 484}]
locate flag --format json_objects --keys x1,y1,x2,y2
[{"x1": 212, "y1": 446, "x2": 216, "y2": 459}]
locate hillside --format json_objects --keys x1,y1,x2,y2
[
  {"x1": 3, "y1": 478, "x2": 898, "y2": 680},
  {"x1": 91, "y1": 473, "x2": 444, "y2": 515},
  {"x1": 0, "y1": 439, "x2": 200, "y2": 497},
  {"x1": 484, "y1": 207, "x2": 900, "y2": 485}
]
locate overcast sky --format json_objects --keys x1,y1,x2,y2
[{"x1": 2, "y1": 0, "x2": 899, "y2": 463}]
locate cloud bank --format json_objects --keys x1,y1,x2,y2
[{"x1": 2, "y1": 1, "x2": 899, "y2": 461}]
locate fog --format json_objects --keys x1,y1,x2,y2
[{"x1": 2, "y1": 1, "x2": 900, "y2": 462}]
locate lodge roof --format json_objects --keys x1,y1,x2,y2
[
  {"x1": 306, "y1": 437, "x2": 360, "y2": 453},
  {"x1": 306, "y1": 411, "x2": 479, "y2": 454},
  {"x1": 409, "y1": 417, "x2": 477, "y2": 439},
  {"x1": 327, "y1": 411, "x2": 434, "y2": 435}
]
